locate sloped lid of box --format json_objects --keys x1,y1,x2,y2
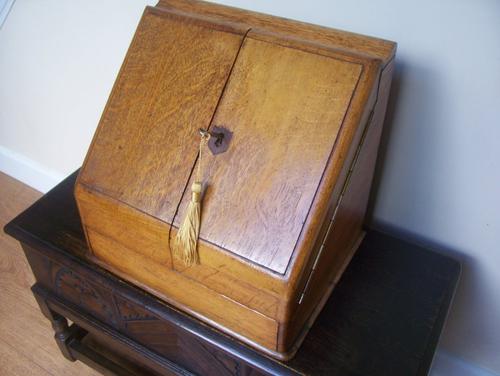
[{"x1": 79, "y1": 8, "x2": 362, "y2": 274}]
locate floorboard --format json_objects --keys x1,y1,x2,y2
[{"x1": 0, "y1": 172, "x2": 100, "y2": 375}]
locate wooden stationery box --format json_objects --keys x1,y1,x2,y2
[{"x1": 75, "y1": 0, "x2": 396, "y2": 360}]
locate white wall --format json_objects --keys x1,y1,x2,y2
[
  {"x1": 0, "y1": 0, "x2": 156, "y2": 191},
  {"x1": 1, "y1": 1, "x2": 499, "y2": 375}
]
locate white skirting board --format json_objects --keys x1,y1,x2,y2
[{"x1": 0, "y1": 146, "x2": 65, "y2": 193}]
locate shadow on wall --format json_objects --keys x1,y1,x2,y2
[
  {"x1": 366, "y1": 59, "x2": 403, "y2": 220},
  {"x1": 365, "y1": 59, "x2": 498, "y2": 373},
  {"x1": 367, "y1": 58, "x2": 450, "y2": 230}
]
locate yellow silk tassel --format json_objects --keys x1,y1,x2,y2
[{"x1": 174, "y1": 132, "x2": 210, "y2": 266}]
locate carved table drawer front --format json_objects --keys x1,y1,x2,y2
[
  {"x1": 54, "y1": 267, "x2": 118, "y2": 326},
  {"x1": 113, "y1": 295, "x2": 253, "y2": 376},
  {"x1": 25, "y1": 245, "x2": 267, "y2": 376}
]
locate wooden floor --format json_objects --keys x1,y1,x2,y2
[{"x1": 0, "y1": 172, "x2": 99, "y2": 376}]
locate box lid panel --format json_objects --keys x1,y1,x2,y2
[
  {"x1": 173, "y1": 37, "x2": 363, "y2": 274},
  {"x1": 158, "y1": 0, "x2": 396, "y2": 65},
  {"x1": 79, "y1": 8, "x2": 247, "y2": 222}
]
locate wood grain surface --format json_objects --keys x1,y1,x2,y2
[
  {"x1": 175, "y1": 36, "x2": 362, "y2": 273},
  {"x1": 74, "y1": 0, "x2": 397, "y2": 357}
]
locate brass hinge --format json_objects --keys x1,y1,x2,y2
[{"x1": 298, "y1": 109, "x2": 375, "y2": 304}]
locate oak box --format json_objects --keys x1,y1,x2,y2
[{"x1": 75, "y1": 0, "x2": 396, "y2": 360}]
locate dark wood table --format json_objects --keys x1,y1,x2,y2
[{"x1": 4, "y1": 171, "x2": 460, "y2": 376}]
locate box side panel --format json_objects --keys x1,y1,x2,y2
[
  {"x1": 277, "y1": 59, "x2": 395, "y2": 355},
  {"x1": 276, "y1": 57, "x2": 380, "y2": 312}
]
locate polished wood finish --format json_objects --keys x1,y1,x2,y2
[
  {"x1": 4, "y1": 172, "x2": 460, "y2": 375},
  {"x1": 75, "y1": 0, "x2": 397, "y2": 357}
]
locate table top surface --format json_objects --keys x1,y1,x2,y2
[{"x1": 5, "y1": 171, "x2": 460, "y2": 376}]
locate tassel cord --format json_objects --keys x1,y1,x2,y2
[{"x1": 173, "y1": 132, "x2": 210, "y2": 266}]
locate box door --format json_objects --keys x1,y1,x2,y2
[
  {"x1": 173, "y1": 34, "x2": 363, "y2": 274},
  {"x1": 79, "y1": 8, "x2": 248, "y2": 225}
]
